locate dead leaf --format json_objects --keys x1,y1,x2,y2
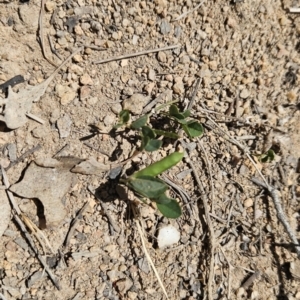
[
  {"x1": 0, "y1": 189, "x2": 11, "y2": 238},
  {"x1": 10, "y1": 161, "x2": 75, "y2": 227},
  {"x1": 71, "y1": 157, "x2": 109, "y2": 175},
  {"x1": 0, "y1": 48, "x2": 82, "y2": 129},
  {"x1": 35, "y1": 156, "x2": 83, "y2": 170}
]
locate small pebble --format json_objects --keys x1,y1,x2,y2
[
  {"x1": 123, "y1": 93, "x2": 149, "y2": 115},
  {"x1": 72, "y1": 54, "x2": 83, "y2": 63},
  {"x1": 80, "y1": 86, "x2": 91, "y2": 100},
  {"x1": 244, "y1": 198, "x2": 253, "y2": 208},
  {"x1": 45, "y1": 1, "x2": 56, "y2": 13},
  {"x1": 240, "y1": 88, "x2": 250, "y2": 99},
  {"x1": 157, "y1": 51, "x2": 167, "y2": 63},
  {"x1": 80, "y1": 73, "x2": 93, "y2": 85},
  {"x1": 148, "y1": 69, "x2": 156, "y2": 81},
  {"x1": 57, "y1": 114, "x2": 72, "y2": 138},
  {"x1": 160, "y1": 19, "x2": 171, "y2": 34}
]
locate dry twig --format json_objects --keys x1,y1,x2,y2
[
  {"x1": 39, "y1": 0, "x2": 57, "y2": 66},
  {"x1": 93, "y1": 45, "x2": 180, "y2": 64},
  {"x1": 183, "y1": 148, "x2": 215, "y2": 300},
  {"x1": 5, "y1": 144, "x2": 41, "y2": 171},
  {"x1": 64, "y1": 200, "x2": 92, "y2": 247},
  {"x1": 251, "y1": 177, "x2": 300, "y2": 258},
  {"x1": 173, "y1": 0, "x2": 206, "y2": 21}
]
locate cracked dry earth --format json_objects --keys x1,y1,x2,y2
[{"x1": 0, "y1": 0, "x2": 300, "y2": 299}]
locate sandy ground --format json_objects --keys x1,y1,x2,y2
[{"x1": 0, "y1": 0, "x2": 300, "y2": 299}]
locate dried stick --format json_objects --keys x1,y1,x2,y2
[
  {"x1": 173, "y1": 0, "x2": 206, "y2": 21},
  {"x1": 184, "y1": 149, "x2": 215, "y2": 300},
  {"x1": 1, "y1": 166, "x2": 60, "y2": 289},
  {"x1": 197, "y1": 138, "x2": 215, "y2": 214},
  {"x1": 26, "y1": 112, "x2": 45, "y2": 125},
  {"x1": 241, "y1": 270, "x2": 260, "y2": 289},
  {"x1": 186, "y1": 78, "x2": 201, "y2": 111},
  {"x1": 251, "y1": 177, "x2": 300, "y2": 258},
  {"x1": 47, "y1": 34, "x2": 62, "y2": 60},
  {"x1": 93, "y1": 44, "x2": 180, "y2": 64},
  {"x1": 39, "y1": 0, "x2": 57, "y2": 66},
  {"x1": 5, "y1": 144, "x2": 42, "y2": 171},
  {"x1": 64, "y1": 200, "x2": 92, "y2": 246}
]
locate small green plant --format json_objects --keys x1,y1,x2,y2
[
  {"x1": 258, "y1": 149, "x2": 275, "y2": 163},
  {"x1": 115, "y1": 104, "x2": 204, "y2": 218}
]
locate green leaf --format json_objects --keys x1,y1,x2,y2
[
  {"x1": 169, "y1": 104, "x2": 180, "y2": 116},
  {"x1": 119, "y1": 110, "x2": 130, "y2": 123},
  {"x1": 144, "y1": 139, "x2": 162, "y2": 152},
  {"x1": 153, "y1": 129, "x2": 180, "y2": 139},
  {"x1": 182, "y1": 109, "x2": 191, "y2": 118},
  {"x1": 142, "y1": 126, "x2": 156, "y2": 139},
  {"x1": 114, "y1": 110, "x2": 130, "y2": 128},
  {"x1": 140, "y1": 135, "x2": 150, "y2": 151},
  {"x1": 153, "y1": 193, "x2": 172, "y2": 204},
  {"x1": 173, "y1": 117, "x2": 187, "y2": 125},
  {"x1": 131, "y1": 114, "x2": 149, "y2": 129},
  {"x1": 157, "y1": 199, "x2": 182, "y2": 218},
  {"x1": 128, "y1": 176, "x2": 168, "y2": 199},
  {"x1": 259, "y1": 149, "x2": 275, "y2": 163},
  {"x1": 182, "y1": 120, "x2": 204, "y2": 138}
]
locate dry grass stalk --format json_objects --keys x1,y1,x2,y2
[
  {"x1": 173, "y1": 0, "x2": 206, "y2": 21},
  {"x1": 251, "y1": 177, "x2": 300, "y2": 258},
  {"x1": 39, "y1": 0, "x2": 57, "y2": 66},
  {"x1": 184, "y1": 148, "x2": 215, "y2": 300},
  {"x1": 93, "y1": 45, "x2": 180, "y2": 64},
  {"x1": 132, "y1": 205, "x2": 170, "y2": 300}
]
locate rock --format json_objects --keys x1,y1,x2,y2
[
  {"x1": 10, "y1": 161, "x2": 75, "y2": 227},
  {"x1": 244, "y1": 198, "x2": 253, "y2": 208},
  {"x1": 56, "y1": 85, "x2": 76, "y2": 105},
  {"x1": 144, "y1": 82, "x2": 155, "y2": 94},
  {"x1": 115, "y1": 277, "x2": 133, "y2": 295},
  {"x1": 173, "y1": 82, "x2": 184, "y2": 94},
  {"x1": 160, "y1": 19, "x2": 171, "y2": 34},
  {"x1": 111, "y1": 103, "x2": 122, "y2": 114},
  {"x1": 157, "y1": 51, "x2": 167, "y2": 63},
  {"x1": 157, "y1": 225, "x2": 180, "y2": 248},
  {"x1": 148, "y1": 69, "x2": 156, "y2": 81},
  {"x1": 107, "y1": 268, "x2": 124, "y2": 281},
  {"x1": 60, "y1": 90, "x2": 76, "y2": 105},
  {"x1": 45, "y1": 2, "x2": 56, "y2": 13},
  {"x1": 0, "y1": 190, "x2": 11, "y2": 238},
  {"x1": 32, "y1": 124, "x2": 50, "y2": 139},
  {"x1": 80, "y1": 73, "x2": 93, "y2": 85},
  {"x1": 240, "y1": 88, "x2": 250, "y2": 99},
  {"x1": 122, "y1": 94, "x2": 149, "y2": 115},
  {"x1": 72, "y1": 54, "x2": 83, "y2": 63},
  {"x1": 18, "y1": 4, "x2": 39, "y2": 28},
  {"x1": 57, "y1": 114, "x2": 72, "y2": 138},
  {"x1": 7, "y1": 143, "x2": 17, "y2": 161},
  {"x1": 227, "y1": 16, "x2": 238, "y2": 28},
  {"x1": 80, "y1": 86, "x2": 91, "y2": 100},
  {"x1": 103, "y1": 114, "x2": 116, "y2": 126}
]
